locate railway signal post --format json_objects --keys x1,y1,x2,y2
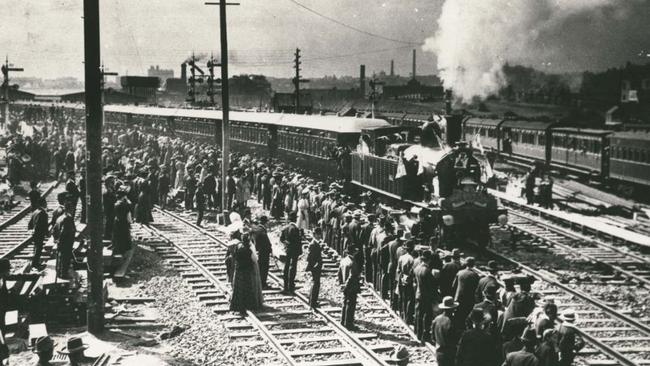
[
  {"x1": 205, "y1": 1, "x2": 239, "y2": 211},
  {"x1": 1, "y1": 57, "x2": 24, "y2": 132},
  {"x1": 83, "y1": 0, "x2": 105, "y2": 334}
]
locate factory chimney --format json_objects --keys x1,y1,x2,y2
[
  {"x1": 390, "y1": 60, "x2": 394, "y2": 77},
  {"x1": 360, "y1": 64, "x2": 366, "y2": 97},
  {"x1": 181, "y1": 62, "x2": 187, "y2": 83},
  {"x1": 412, "y1": 49, "x2": 416, "y2": 80}
]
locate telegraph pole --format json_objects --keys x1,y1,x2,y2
[
  {"x1": 206, "y1": 1, "x2": 239, "y2": 211},
  {"x1": 1, "y1": 57, "x2": 24, "y2": 132},
  {"x1": 292, "y1": 49, "x2": 309, "y2": 114},
  {"x1": 83, "y1": 0, "x2": 104, "y2": 334}
]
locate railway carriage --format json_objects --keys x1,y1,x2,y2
[
  {"x1": 609, "y1": 132, "x2": 650, "y2": 193},
  {"x1": 463, "y1": 117, "x2": 503, "y2": 152},
  {"x1": 549, "y1": 127, "x2": 611, "y2": 179},
  {"x1": 500, "y1": 120, "x2": 554, "y2": 162}
]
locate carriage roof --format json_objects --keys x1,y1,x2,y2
[{"x1": 104, "y1": 105, "x2": 391, "y2": 133}]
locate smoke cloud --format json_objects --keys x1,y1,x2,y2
[{"x1": 423, "y1": 0, "x2": 633, "y2": 101}]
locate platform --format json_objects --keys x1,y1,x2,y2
[{"x1": 490, "y1": 188, "x2": 650, "y2": 249}]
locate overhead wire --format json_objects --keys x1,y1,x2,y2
[{"x1": 286, "y1": 0, "x2": 422, "y2": 45}]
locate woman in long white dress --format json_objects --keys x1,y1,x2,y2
[{"x1": 296, "y1": 189, "x2": 310, "y2": 231}]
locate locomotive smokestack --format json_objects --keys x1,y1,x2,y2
[
  {"x1": 181, "y1": 62, "x2": 187, "y2": 83},
  {"x1": 412, "y1": 49, "x2": 416, "y2": 80},
  {"x1": 360, "y1": 65, "x2": 366, "y2": 97}
]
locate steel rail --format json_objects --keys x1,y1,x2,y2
[
  {"x1": 150, "y1": 207, "x2": 390, "y2": 366},
  {"x1": 0, "y1": 182, "x2": 58, "y2": 260},
  {"x1": 507, "y1": 209, "x2": 650, "y2": 288},
  {"x1": 486, "y1": 248, "x2": 647, "y2": 366}
]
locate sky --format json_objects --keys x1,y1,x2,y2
[{"x1": 1, "y1": 0, "x2": 649, "y2": 81}]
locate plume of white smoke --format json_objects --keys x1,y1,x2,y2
[{"x1": 423, "y1": 0, "x2": 621, "y2": 101}]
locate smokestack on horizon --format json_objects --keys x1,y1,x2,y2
[
  {"x1": 360, "y1": 65, "x2": 366, "y2": 97},
  {"x1": 412, "y1": 50, "x2": 416, "y2": 80},
  {"x1": 390, "y1": 60, "x2": 394, "y2": 77},
  {"x1": 181, "y1": 62, "x2": 187, "y2": 83}
]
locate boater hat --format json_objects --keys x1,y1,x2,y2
[{"x1": 387, "y1": 345, "x2": 409, "y2": 365}]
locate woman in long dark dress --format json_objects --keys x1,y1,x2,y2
[
  {"x1": 112, "y1": 189, "x2": 132, "y2": 256},
  {"x1": 230, "y1": 233, "x2": 263, "y2": 314},
  {"x1": 135, "y1": 182, "x2": 152, "y2": 224}
]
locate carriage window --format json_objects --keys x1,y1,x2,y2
[
  {"x1": 641, "y1": 150, "x2": 647, "y2": 163},
  {"x1": 538, "y1": 132, "x2": 546, "y2": 146},
  {"x1": 593, "y1": 141, "x2": 600, "y2": 154},
  {"x1": 634, "y1": 149, "x2": 640, "y2": 162}
]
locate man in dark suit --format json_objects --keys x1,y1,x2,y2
[
  {"x1": 65, "y1": 171, "x2": 80, "y2": 218},
  {"x1": 414, "y1": 250, "x2": 439, "y2": 342},
  {"x1": 388, "y1": 231, "x2": 408, "y2": 310},
  {"x1": 472, "y1": 284, "x2": 500, "y2": 334},
  {"x1": 431, "y1": 296, "x2": 459, "y2": 366},
  {"x1": 280, "y1": 212, "x2": 301, "y2": 294},
  {"x1": 202, "y1": 168, "x2": 217, "y2": 209},
  {"x1": 53, "y1": 199, "x2": 77, "y2": 279},
  {"x1": 475, "y1": 260, "x2": 500, "y2": 303},
  {"x1": 28, "y1": 197, "x2": 49, "y2": 269},
  {"x1": 359, "y1": 214, "x2": 375, "y2": 282},
  {"x1": 456, "y1": 309, "x2": 498, "y2": 366},
  {"x1": 339, "y1": 247, "x2": 361, "y2": 331},
  {"x1": 439, "y1": 249, "x2": 462, "y2": 297},
  {"x1": 347, "y1": 211, "x2": 363, "y2": 249},
  {"x1": 251, "y1": 216, "x2": 272, "y2": 288},
  {"x1": 306, "y1": 227, "x2": 323, "y2": 308},
  {"x1": 453, "y1": 257, "x2": 480, "y2": 330}
]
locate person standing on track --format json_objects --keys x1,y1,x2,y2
[
  {"x1": 194, "y1": 182, "x2": 206, "y2": 227},
  {"x1": 339, "y1": 246, "x2": 361, "y2": 331},
  {"x1": 28, "y1": 197, "x2": 49, "y2": 269},
  {"x1": 453, "y1": 257, "x2": 480, "y2": 330},
  {"x1": 280, "y1": 211, "x2": 301, "y2": 294},
  {"x1": 251, "y1": 216, "x2": 272, "y2": 289},
  {"x1": 414, "y1": 250, "x2": 438, "y2": 342},
  {"x1": 306, "y1": 227, "x2": 323, "y2": 309},
  {"x1": 53, "y1": 198, "x2": 76, "y2": 279},
  {"x1": 431, "y1": 296, "x2": 459, "y2": 366}
]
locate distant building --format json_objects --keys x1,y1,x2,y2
[
  {"x1": 120, "y1": 76, "x2": 160, "y2": 103},
  {"x1": 382, "y1": 79, "x2": 444, "y2": 101},
  {"x1": 148, "y1": 65, "x2": 174, "y2": 87},
  {"x1": 620, "y1": 63, "x2": 650, "y2": 104},
  {"x1": 272, "y1": 92, "x2": 313, "y2": 114}
]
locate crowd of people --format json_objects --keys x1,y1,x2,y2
[{"x1": 1, "y1": 108, "x2": 583, "y2": 366}]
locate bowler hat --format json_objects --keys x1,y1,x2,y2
[
  {"x1": 487, "y1": 260, "x2": 499, "y2": 272},
  {"x1": 58, "y1": 336, "x2": 88, "y2": 355},
  {"x1": 33, "y1": 336, "x2": 54, "y2": 354}
]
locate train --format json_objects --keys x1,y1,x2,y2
[
  {"x1": 462, "y1": 117, "x2": 650, "y2": 197},
  {"x1": 9, "y1": 102, "x2": 505, "y2": 246}
]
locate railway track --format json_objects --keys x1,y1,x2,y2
[
  {"x1": 479, "y1": 250, "x2": 650, "y2": 366},
  {"x1": 481, "y1": 214, "x2": 650, "y2": 365},
  {"x1": 0, "y1": 182, "x2": 58, "y2": 261},
  {"x1": 506, "y1": 208, "x2": 650, "y2": 288},
  {"x1": 145, "y1": 208, "x2": 398, "y2": 366}
]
